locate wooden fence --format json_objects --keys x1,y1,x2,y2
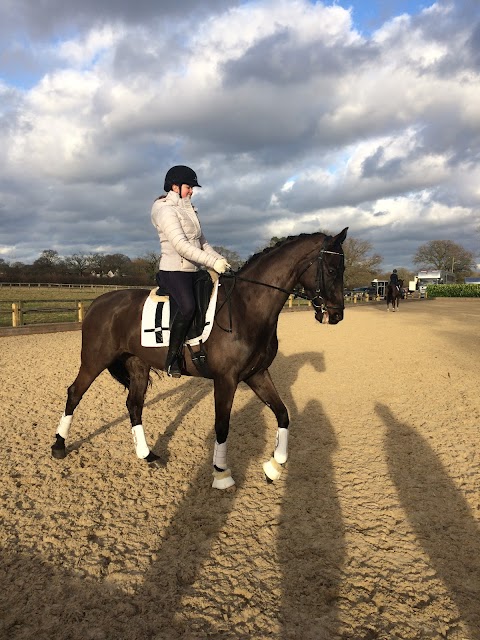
[
  {"x1": 1, "y1": 295, "x2": 312, "y2": 330},
  {"x1": 1, "y1": 293, "x2": 384, "y2": 332},
  {"x1": 0, "y1": 282, "x2": 140, "y2": 290},
  {"x1": 6, "y1": 301, "x2": 87, "y2": 327}
]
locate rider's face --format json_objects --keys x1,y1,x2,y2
[{"x1": 172, "y1": 184, "x2": 194, "y2": 198}]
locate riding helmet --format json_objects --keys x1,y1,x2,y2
[
  {"x1": 164, "y1": 165, "x2": 201, "y2": 192},
  {"x1": 393, "y1": 269, "x2": 397, "y2": 273}
]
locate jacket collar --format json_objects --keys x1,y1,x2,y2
[{"x1": 166, "y1": 190, "x2": 194, "y2": 210}]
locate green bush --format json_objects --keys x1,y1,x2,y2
[{"x1": 426, "y1": 284, "x2": 480, "y2": 298}]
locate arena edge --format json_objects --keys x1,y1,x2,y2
[{"x1": 426, "y1": 284, "x2": 480, "y2": 298}]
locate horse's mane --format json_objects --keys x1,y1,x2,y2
[{"x1": 237, "y1": 232, "x2": 327, "y2": 274}]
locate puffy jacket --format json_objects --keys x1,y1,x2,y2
[{"x1": 151, "y1": 191, "x2": 222, "y2": 272}]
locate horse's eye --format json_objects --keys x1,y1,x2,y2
[{"x1": 328, "y1": 268, "x2": 336, "y2": 276}]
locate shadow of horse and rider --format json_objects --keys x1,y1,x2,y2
[
  {"x1": 55, "y1": 348, "x2": 346, "y2": 637},
  {"x1": 6, "y1": 358, "x2": 480, "y2": 638}
]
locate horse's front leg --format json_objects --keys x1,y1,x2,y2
[
  {"x1": 212, "y1": 375, "x2": 238, "y2": 490},
  {"x1": 245, "y1": 369, "x2": 289, "y2": 483}
]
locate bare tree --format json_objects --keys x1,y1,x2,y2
[
  {"x1": 66, "y1": 253, "x2": 93, "y2": 277},
  {"x1": 130, "y1": 253, "x2": 160, "y2": 284},
  {"x1": 413, "y1": 240, "x2": 475, "y2": 282},
  {"x1": 342, "y1": 237, "x2": 383, "y2": 289},
  {"x1": 33, "y1": 249, "x2": 63, "y2": 272}
]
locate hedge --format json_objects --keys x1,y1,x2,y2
[{"x1": 426, "y1": 284, "x2": 480, "y2": 297}]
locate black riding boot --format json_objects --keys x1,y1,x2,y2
[{"x1": 165, "y1": 313, "x2": 191, "y2": 378}]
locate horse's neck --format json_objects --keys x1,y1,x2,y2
[
  {"x1": 238, "y1": 236, "x2": 320, "y2": 318},
  {"x1": 244, "y1": 236, "x2": 320, "y2": 286}
]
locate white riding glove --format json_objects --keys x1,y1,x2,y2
[{"x1": 213, "y1": 258, "x2": 231, "y2": 274}]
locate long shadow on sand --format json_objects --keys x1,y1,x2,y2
[
  {"x1": 267, "y1": 352, "x2": 345, "y2": 638},
  {"x1": 377, "y1": 402, "x2": 480, "y2": 638},
  {"x1": 277, "y1": 397, "x2": 344, "y2": 640}
]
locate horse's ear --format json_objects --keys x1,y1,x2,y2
[{"x1": 332, "y1": 227, "x2": 348, "y2": 245}]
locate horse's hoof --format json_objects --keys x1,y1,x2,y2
[
  {"x1": 145, "y1": 452, "x2": 164, "y2": 469},
  {"x1": 51, "y1": 434, "x2": 67, "y2": 459},
  {"x1": 263, "y1": 457, "x2": 284, "y2": 482},
  {"x1": 51, "y1": 443, "x2": 67, "y2": 459},
  {"x1": 147, "y1": 458, "x2": 164, "y2": 469},
  {"x1": 212, "y1": 468, "x2": 236, "y2": 490},
  {"x1": 265, "y1": 475, "x2": 274, "y2": 484}
]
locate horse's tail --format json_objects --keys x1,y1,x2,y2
[{"x1": 107, "y1": 358, "x2": 130, "y2": 389}]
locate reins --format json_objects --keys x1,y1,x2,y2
[{"x1": 214, "y1": 243, "x2": 344, "y2": 333}]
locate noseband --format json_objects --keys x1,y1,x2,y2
[{"x1": 307, "y1": 245, "x2": 345, "y2": 314}]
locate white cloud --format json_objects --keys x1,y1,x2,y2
[
  {"x1": 56, "y1": 25, "x2": 121, "y2": 68},
  {"x1": 0, "y1": 0, "x2": 479, "y2": 272}
]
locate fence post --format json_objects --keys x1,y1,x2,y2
[
  {"x1": 77, "y1": 301, "x2": 85, "y2": 322},
  {"x1": 288, "y1": 295, "x2": 293, "y2": 309},
  {"x1": 12, "y1": 303, "x2": 18, "y2": 327},
  {"x1": 12, "y1": 302, "x2": 23, "y2": 326}
]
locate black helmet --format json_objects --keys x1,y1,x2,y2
[
  {"x1": 393, "y1": 269, "x2": 397, "y2": 273},
  {"x1": 164, "y1": 165, "x2": 201, "y2": 192}
]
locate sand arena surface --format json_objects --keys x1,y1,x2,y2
[{"x1": 0, "y1": 297, "x2": 479, "y2": 640}]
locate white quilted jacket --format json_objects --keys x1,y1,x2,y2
[{"x1": 151, "y1": 191, "x2": 222, "y2": 272}]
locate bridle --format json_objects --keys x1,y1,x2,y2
[
  {"x1": 298, "y1": 246, "x2": 345, "y2": 314},
  {"x1": 216, "y1": 238, "x2": 344, "y2": 332}
]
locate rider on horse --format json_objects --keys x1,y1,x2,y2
[
  {"x1": 389, "y1": 269, "x2": 401, "y2": 294},
  {"x1": 151, "y1": 165, "x2": 230, "y2": 377}
]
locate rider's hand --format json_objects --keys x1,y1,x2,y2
[{"x1": 214, "y1": 258, "x2": 231, "y2": 274}]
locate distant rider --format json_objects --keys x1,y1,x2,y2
[{"x1": 389, "y1": 269, "x2": 401, "y2": 295}]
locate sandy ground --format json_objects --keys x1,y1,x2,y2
[{"x1": 0, "y1": 297, "x2": 479, "y2": 640}]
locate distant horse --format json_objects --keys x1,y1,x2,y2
[
  {"x1": 51, "y1": 229, "x2": 348, "y2": 488},
  {"x1": 386, "y1": 279, "x2": 403, "y2": 312}
]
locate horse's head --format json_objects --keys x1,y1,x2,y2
[{"x1": 298, "y1": 228, "x2": 348, "y2": 325}]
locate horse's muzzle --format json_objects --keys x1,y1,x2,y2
[
  {"x1": 315, "y1": 308, "x2": 343, "y2": 325},
  {"x1": 328, "y1": 310, "x2": 344, "y2": 324}
]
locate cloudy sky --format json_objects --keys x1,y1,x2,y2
[{"x1": 1, "y1": 0, "x2": 479, "y2": 271}]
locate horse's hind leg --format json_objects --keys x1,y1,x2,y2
[
  {"x1": 124, "y1": 356, "x2": 162, "y2": 468},
  {"x1": 245, "y1": 369, "x2": 289, "y2": 482},
  {"x1": 51, "y1": 358, "x2": 108, "y2": 459}
]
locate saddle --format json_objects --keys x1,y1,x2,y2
[
  {"x1": 141, "y1": 270, "x2": 218, "y2": 377},
  {"x1": 154, "y1": 270, "x2": 214, "y2": 340}
]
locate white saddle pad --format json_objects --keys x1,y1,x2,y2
[{"x1": 141, "y1": 281, "x2": 219, "y2": 348}]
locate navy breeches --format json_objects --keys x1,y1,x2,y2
[{"x1": 156, "y1": 270, "x2": 196, "y2": 321}]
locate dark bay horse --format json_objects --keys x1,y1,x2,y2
[
  {"x1": 51, "y1": 228, "x2": 348, "y2": 488},
  {"x1": 386, "y1": 279, "x2": 403, "y2": 312}
]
